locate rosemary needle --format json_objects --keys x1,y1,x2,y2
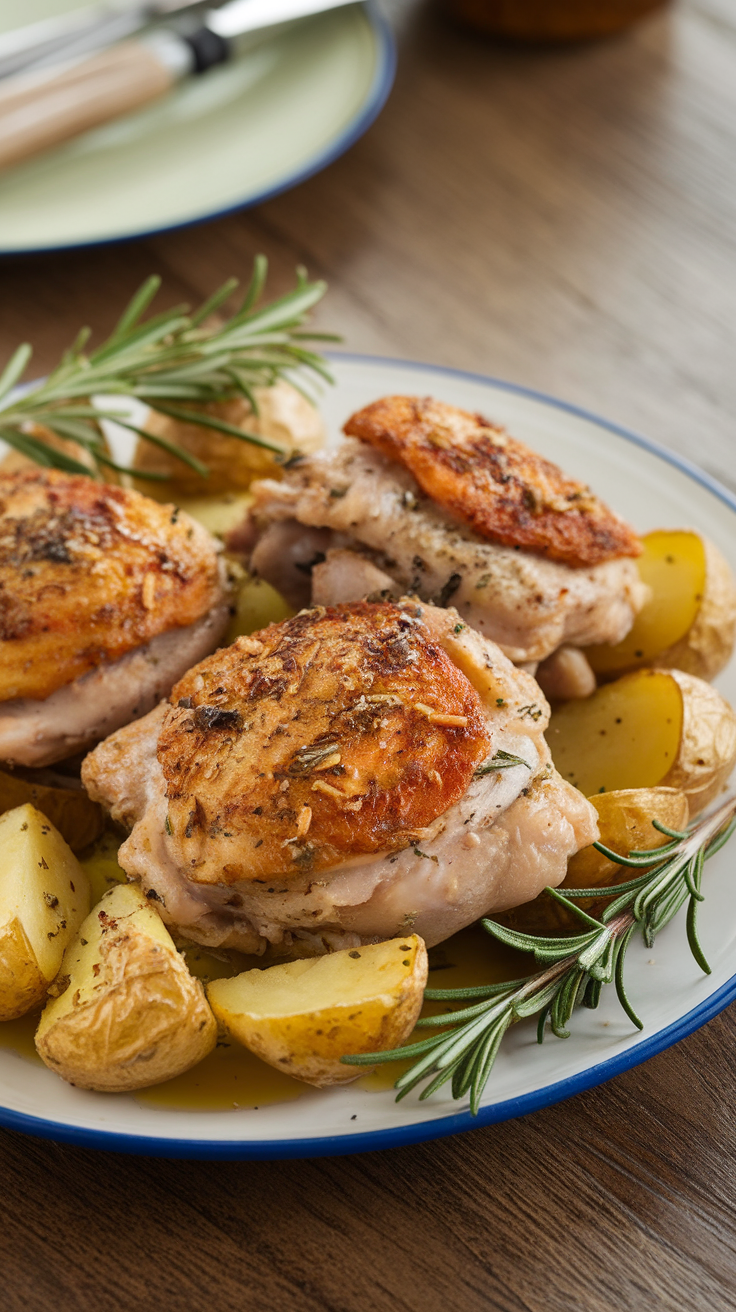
[
  {"x1": 342, "y1": 791, "x2": 736, "y2": 1115},
  {"x1": 0, "y1": 258, "x2": 335, "y2": 482}
]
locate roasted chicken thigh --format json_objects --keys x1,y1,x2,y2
[
  {"x1": 82, "y1": 599, "x2": 598, "y2": 956},
  {"x1": 245, "y1": 396, "x2": 647, "y2": 666},
  {"x1": 0, "y1": 470, "x2": 229, "y2": 766}
]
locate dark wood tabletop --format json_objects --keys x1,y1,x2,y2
[{"x1": 2, "y1": 1, "x2": 736, "y2": 1308}]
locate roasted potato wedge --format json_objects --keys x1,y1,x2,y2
[
  {"x1": 586, "y1": 529, "x2": 736, "y2": 682},
  {"x1": 207, "y1": 935, "x2": 428, "y2": 1087},
  {"x1": 173, "y1": 492, "x2": 254, "y2": 541},
  {"x1": 0, "y1": 767, "x2": 104, "y2": 852},
  {"x1": 495, "y1": 787, "x2": 689, "y2": 936},
  {"x1": 36, "y1": 883, "x2": 216, "y2": 1092},
  {"x1": 0, "y1": 804, "x2": 90, "y2": 1021},
  {"x1": 548, "y1": 668, "x2": 736, "y2": 817},
  {"x1": 226, "y1": 570, "x2": 294, "y2": 643},
  {"x1": 78, "y1": 830, "x2": 127, "y2": 904},
  {"x1": 132, "y1": 381, "x2": 325, "y2": 497}
]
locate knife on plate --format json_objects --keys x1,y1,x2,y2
[{"x1": 0, "y1": 0, "x2": 358, "y2": 173}]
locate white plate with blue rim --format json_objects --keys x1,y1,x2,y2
[
  {"x1": 0, "y1": 352, "x2": 735, "y2": 1158},
  {"x1": 0, "y1": 1, "x2": 394, "y2": 254}
]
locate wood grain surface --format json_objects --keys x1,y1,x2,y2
[{"x1": 2, "y1": 1, "x2": 736, "y2": 1308}]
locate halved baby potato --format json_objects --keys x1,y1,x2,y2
[
  {"x1": 0, "y1": 767, "x2": 104, "y2": 852},
  {"x1": 132, "y1": 381, "x2": 325, "y2": 497},
  {"x1": 226, "y1": 570, "x2": 294, "y2": 644},
  {"x1": 565, "y1": 786, "x2": 690, "y2": 891},
  {"x1": 35, "y1": 883, "x2": 216, "y2": 1092},
  {"x1": 207, "y1": 935, "x2": 428, "y2": 1087},
  {"x1": 586, "y1": 530, "x2": 736, "y2": 681},
  {"x1": 173, "y1": 492, "x2": 254, "y2": 541},
  {"x1": 0, "y1": 804, "x2": 90, "y2": 1021},
  {"x1": 495, "y1": 786, "x2": 690, "y2": 936},
  {"x1": 547, "y1": 667, "x2": 736, "y2": 817}
]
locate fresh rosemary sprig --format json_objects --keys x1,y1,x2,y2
[
  {"x1": 342, "y1": 791, "x2": 736, "y2": 1114},
  {"x1": 0, "y1": 258, "x2": 334, "y2": 481}
]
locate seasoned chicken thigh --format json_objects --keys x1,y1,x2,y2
[
  {"x1": 83, "y1": 599, "x2": 598, "y2": 956},
  {"x1": 0, "y1": 470, "x2": 229, "y2": 766},
  {"x1": 246, "y1": 396, "x2": 647, "y2": 665}
]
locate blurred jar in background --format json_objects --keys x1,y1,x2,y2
[{"x1": 447, "y1": 0, "x2": 668, "y2": 41}]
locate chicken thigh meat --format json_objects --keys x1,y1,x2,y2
[
  {"x1": 0, "y1": 469, "x2": 229, "y2": 766},
  {"x1": 246, "y1": 396, "x2": 646, "y2": 665},
  {"x1": 83, "y1": 599, "x2": 598, "y2": 956}
]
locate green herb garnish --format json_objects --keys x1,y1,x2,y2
[
  {"x1": 0, "y1": 257, "x2": 334, "y2": 481},
  {"x1": 342, "y1": 792, "x2": 736, "y2": 1114}
]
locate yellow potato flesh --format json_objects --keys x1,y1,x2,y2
[
  {"x1": 207, "y1": 935, "x2": 427, "y2": 1087},
  {"x1": 548, "y1": 669, "x2": 683, "y2": 796},
  {"x1": 0, "y1": 804, "x2": 90, "y2": 1020},
  {"x1": 226, "y1": 573, "x2": 294, "y2": 643},
  {"x1": 0, "y1": 767, "x2": 104, "y2": 852},
  {"x1": 586, "y1": 530, "x2": 705, "y2": 675},
  {"x1": 78, "y1": 830, "x2": 127, "y2": 904},
  {"x1": 50, "y1": 885, "x2": 174, "y2": 1014},
  {"x1": 173, "y1": 493, "x2": 253, "y2": 540},
  {"x1": 36, "y1": 883, "x2": 217, "y2": 1092}
]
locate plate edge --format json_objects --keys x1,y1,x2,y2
[
  {"x1": 1, "y1": 354, "x2": 734, "y2": 1158},
  {"x1": 0, "y1": 2, "x2": 396, "y2": 257}
]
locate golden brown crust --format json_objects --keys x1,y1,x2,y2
[
  {"x1": 159, "y1": 600, "x2": 491, "y2": 884},
  {"x1": 0, "y1": 469, "x2": 223, "y2": 702},
  {"x1": 344, "y1": 396, "x2": 641, "y2": 568}
]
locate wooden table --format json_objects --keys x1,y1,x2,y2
[{"x1": 2, "y1": 1, "x2": 736, "y2": 1306}]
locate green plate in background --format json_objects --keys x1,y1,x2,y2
[{"x1": 0, "y1": 1, "x2": 394, "y2": 253}]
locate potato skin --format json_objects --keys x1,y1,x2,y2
[
  {"x1": 665, "y1": 669, "x2": 736, "y2": 816},
  {"x1": 208, "y1": 936, "x2": 428, "y2": 1088},
  {"x1": 132, "y1": 382, "x2": 325, "y2": 497},
  {"x1": 0, "y1": 919, "x2": 47, "y2": 1021},
  {"x1": 0, "y1": 768, "x2": 103, "y2": 852},
  {"x1": 654, "y1": 537, "x2": 736, "y2": 681},
  {"x1": 36, "y1": 885, "x2": 216, "y2": 1092},
  {"x1": 548, "y1": 667, "x2": 736, "y2": 819},
  {"x1": 0, "y1": 804, "x2": 90, "y2": 1020},
  {"x1": 494, "y1": 786, "x2": 690, "y2": 936},
  {"x1": 587, "y1": 530, "x2": 736, "y2": 683}
]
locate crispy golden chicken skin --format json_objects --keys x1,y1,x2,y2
[
  {"x1": 0, "y1": 470, "x2": 224, "y2": 702},
  {"x1": 83, "y1": 601, "x2": 597, "y2": 955},
  {"x1": 160, "y1": 601, "x2": 491, "y2": 884},
  {"x1": 344, "y1": 396, "x2": 641, "y2": 569}
]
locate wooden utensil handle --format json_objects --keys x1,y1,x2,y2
[{"x1": 0, "y1": 40, "x2": 176, "y2": 172}]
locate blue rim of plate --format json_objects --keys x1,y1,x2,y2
[
  {"x1": 0, "y1": 3, "x2": 396, "y2": 258},
  {"x1": 1, "y1": 353, "x2": 735, "y2": 1159}
]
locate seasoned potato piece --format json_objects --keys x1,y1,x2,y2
[
  {"x1": 548, "y1": 668, "x2": 736, "y2": 817},
  {"x1": 226, "y1": 570, "x2": 294, "y2": 643},
  {"x1": 0, "y1": 804, "x2": 90, "y2": 1021},
  {"x1": 495, "y1": 787, "x2": 689, "y2": 936},
  {"x1": 565, "y1": 787, "x2": 689, "y2": 891},
  {"x1": 78, "y1": 830, "x2": 127, "y2": 904},
  {"x1": 174, "y1": 492, "x2": 254, "y2": 541},
  {"x1": 132, "y1": 381, "x2": 325, "y2": 497},
  {"x1": 586, "y1": 530, "x2": 736, "y2": 681},
  {"x1": 36, "y1": 884, "x2": 216, "y2": 1092},
  {"x1": 0, "y1": 767, "x2": 104, "y2": 852},
  {"x1": 207, "y1": 935, "x2": 428, "y2": 1087}
]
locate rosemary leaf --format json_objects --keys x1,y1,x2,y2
[
  {"x1": 342, "y1": 791, "x2": 736, "y2": 1113},
  {"x1": 0, "y1": 259, "x2": 331, "y2": 481}
]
